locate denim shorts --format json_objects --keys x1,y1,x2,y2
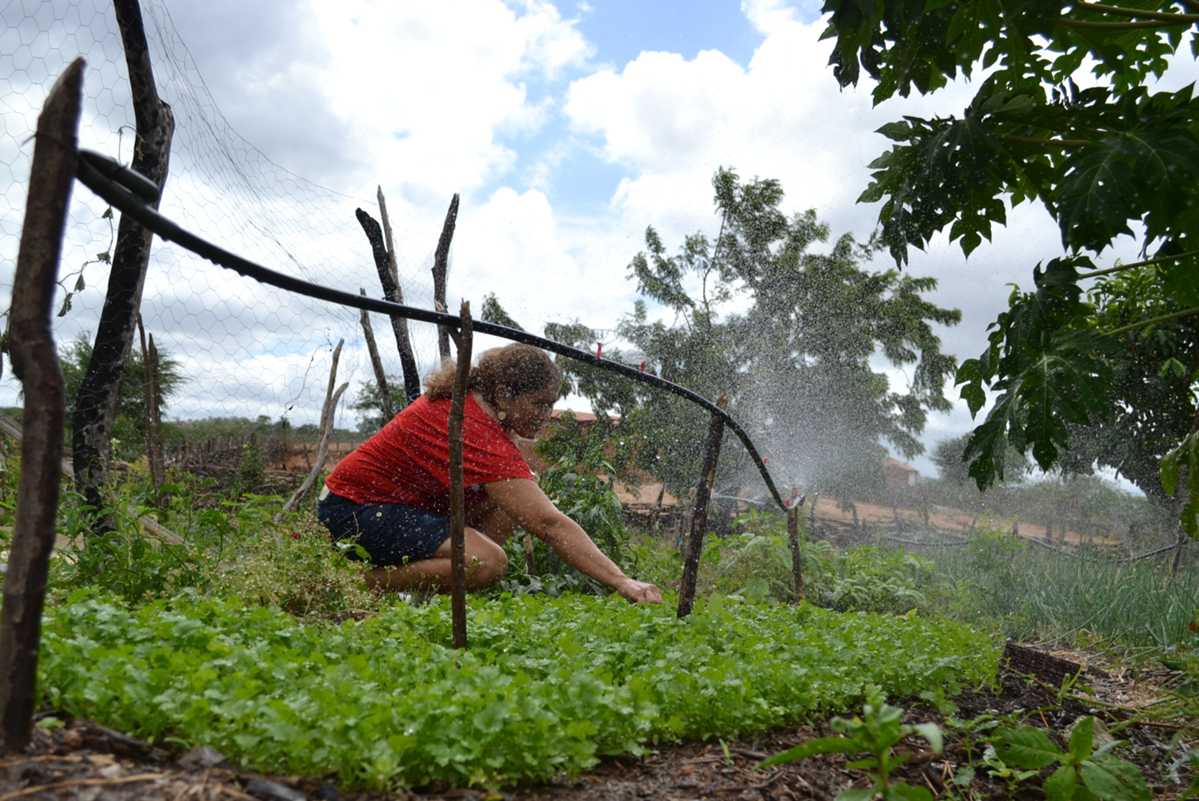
[{"x1": 317, "y1": 491, "x2": 449, "y2": 567}]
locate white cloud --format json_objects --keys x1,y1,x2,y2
[{"x1": 304, "y1": 0, "x2": 592, "y2": 200}]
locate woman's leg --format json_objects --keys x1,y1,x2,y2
[{"x1": 365, "y1": 526, "x2": 509, "y2": 593}]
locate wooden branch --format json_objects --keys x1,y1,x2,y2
[
  {"x1": 432, "y1": 195, "x2": 460, "y2": 362},
  {"x1": 677, "y1": 394, "x2": 727, "y2": 619},
  {"x1": 448, "y1": 302, "x2": 473, "y2": 649},
  {"x1": 354, "y1": 208, "x2": 421, "y2": 402},
  {"x1": 1075, "y1": 2, "x2": 1199, "y2": 23},
  {"x1": 358, "y1": 288, "x2": 393, "y2": 422},
  {"x1": 135, "y1": 512, "x2": 184, "y2": 546},
  {"x1": 1077, "y1": 247, "x2": 1199, "y2": 280},
  {"x1": 283, "y1": 340, "x2": 346, "y2": 512},
  {"x1": 72, "y1": 0, "x2": 174, "y2": 527},
  {"x1": 376, "y1": 188, "x2": 422, "y2": 401},
  {"x1": 0, "y1": 58, "x2": 83, "y2": 755},
  {"x1": 136, "y1": 316, "x2": 165, "y2": 502}
]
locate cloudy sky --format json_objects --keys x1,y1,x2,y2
[{"x1": 1, "y1": 0, "x2": 1194, "y2": 480}]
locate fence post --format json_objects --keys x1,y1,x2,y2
[
  {"x1": 358, "y1": 288, "x2": 393, "y2": 421},
  {"x1": 0, "y1": 58, "x2": 83, "y2": 754},
  {"x1": 448, "y1": 302, "x2": 473, "y2": 648},
  {"x1": 787, "y1": 505, "x2": 804, "y2": 602},
  {"x1": 432, "y1": 195, "x2": 460, "y2": 362},
  {"x1": 677, "y1": 395, "x2": 727, "y2": 619}
]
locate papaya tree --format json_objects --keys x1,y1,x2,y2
[{"x1": 819, "y1": 0, "x2": 1199, "y2": 532}]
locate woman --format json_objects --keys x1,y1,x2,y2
[{"x1": 318, "y1": 343, "x2": 662, "y2": 604}]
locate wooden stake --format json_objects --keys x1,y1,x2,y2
[
  {"x1": 282, "y1": 340, "x2": 347, "y2": 512},
  {"x1": 358, "y1": 288, "x2": 394, "y2": 422},
  {"x1": 448, "y1": 302, "x2": 473, "y2": 649},
  {"x1": 432, "y1": 195, "x2": 460, "y2": 362},
  {"x1": 135, "y1": 316, "x2": 165, "y2": 502},
  {"x1": 677, "y1": 395, "x2": 727, "y2": 619},
  {"x1": 787, "y1": 505, "x2": 804, "y2": 602},
  {"x1": 0, "y1": 58, "x2": 83, "y2": 755},
  {"x1": 354, "y1": 208, "x2": 421, "y2": 403}
]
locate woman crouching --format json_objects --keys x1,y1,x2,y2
[{"x1": 318, "y1": 343, "x2": 662, "y2": 604}]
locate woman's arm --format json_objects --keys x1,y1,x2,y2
[{"x1": 484, "y1": 478, "x2": 662, "y2": 603}]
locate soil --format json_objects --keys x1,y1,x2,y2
[{"x1": 2, "y1": 646, "x2": 1194, "y2": 801}]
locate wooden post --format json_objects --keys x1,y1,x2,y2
[
  {"x1": 432, "y1": 194, "x2": 460, "y2": 362},
  {"x1": 448, "y1": 302, "x2": 473, "y2": 648},
  {"x1": 677, "y1": 395, "x2": 727, "y2": 619},
  {"x1": 787, "y1": 505, "x2": 804, "y2": 602},
  {"x1": 282, "y1": 340, "x2": 347, "y2": 512},
  {"x1": 354, "y1": 209, "x2": 421, "y2": 403},
  {"x1": 0, "y1": 58, "x2": 83, "y2": 754},
  {"x1": 358, "y1": 288, "x2": 394, "y2": 421},
  {"x1": 136, "y1": 316, "x2": 165, "y2": 502},
  {"x1": 72, "y1": 0, "x2": 174, "y2": 529},
  {"x1": 808, "y1": 494, "x2": 818, "y2": 540}
]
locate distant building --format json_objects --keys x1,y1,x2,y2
[{"x1": 882, "y1": 457, "x2": 920, "y2": 492}]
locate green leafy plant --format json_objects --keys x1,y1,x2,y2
[
  {"x1": 992, "y1": 716, "x2": 1150, "y2": 801},
  {"x1": 760, "y1": 688, "x2": 943, "y2": 801},
  {"x1": 40, "y1": 593, "x2": 995, "y2": 789}
]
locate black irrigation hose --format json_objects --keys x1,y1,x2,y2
[{"x1": 75, "y1": 149, "x2": 801, "y2": 511}]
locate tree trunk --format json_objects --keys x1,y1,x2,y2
[
  {"x1": 677, "y1": 395, "x2": 727, "y2": 619},
  {"x1": 354, "y1": 208, "x2": 421, "y2": 402},
  {"x1": 448, "y1": 303, "x2": 472, "y2": 649},
  {"x1": 358, "y1": 288, "x2": 393, "y2": 422},
  {"x1": 0, "y1": 58, "x2": 82, "y2": 754},
  {"x1": 432, "y1": 194, "x2": 459, "y2": 362},
  {"x1": 72, "y1": 0, "x2": 174, "y2": 529}
]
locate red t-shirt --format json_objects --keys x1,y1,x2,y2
[{"x1": 325, "y1": 394, "x2": 533, "y2": 513}]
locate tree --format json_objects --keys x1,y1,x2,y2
[
  {"x1": 1058, "y1": 268, "x2": 1199, "y2": 505},
  {"x1": 820, "y1": 0, "x2": 1199, "y2": 531},
  {"x1": 558, "y1": 168, "x2": 960, "y2": 504},
  {"x1": 350, "y1": 374, "x2": 406, "y2": 434},
  {"x1": 59, "y1": 333, "x2": 184, "y2": 461},
  {"x1": 932, "y1": 433, "x2": 1029, "y2": 486}
]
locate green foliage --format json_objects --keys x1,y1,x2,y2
[
  {"x1": 58, "y1": 332, "x2": 185, "y2": 460},
  {"x1": 820, "y1": 0, "x2": 1199, "y2": 526},
  {"x1": 993, "y1": 717, "x2": 1151, "y2": 801},
  {"x1": 350, "y1": 374, "x2": 407, "y2": 434},
  {"x1": 39, "y1": 592, "x2": 996, "y2": 789},
  {"x1": 926, "y1": 529, "x2": 1199, "y2": 646},
  {"x1": 686, "y1": 513, "x2": 942, "y2": 614},
  {"x1": 761, "y1": 688, "x2": 943, "y2": 801},
  {"x1": 558, "y1": 168, "x2": 959, "y2": 501},
  {"x1": 932, "y1": 432, "x2": 1029, "y2": 486},
  {"x1": 500, "y1": 452, "x2": 631, "y2": 595}
]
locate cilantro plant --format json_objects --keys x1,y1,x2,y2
[
  {"x1": 992, "y1": 716, "x2": 1151, "y2": 801},
  {"x1": 40, "y1": 592, "x2": 996, "y2": 789},
  {"x1": 760, "y1": 688, "x2": 943, "y2": 801}
]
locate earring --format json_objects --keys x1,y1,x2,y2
[{"x1": 497, "y1": 410, "x2": 507, "y2": 422}]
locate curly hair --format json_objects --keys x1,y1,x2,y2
[{"x1": 424, "y1": 343, "x2": 562, "y2": 404}]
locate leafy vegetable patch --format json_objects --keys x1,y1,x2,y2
[{"x1": 40, "y1": 592, "x2": 996, "y2": 789}]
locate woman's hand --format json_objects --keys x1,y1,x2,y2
[{"x1": 616, "y1": 577, "x2": 662, "y2": 604}]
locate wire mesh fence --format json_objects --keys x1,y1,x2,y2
[{"x1": 1, "y1": 0, "x2": 449, "y2": 442}]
